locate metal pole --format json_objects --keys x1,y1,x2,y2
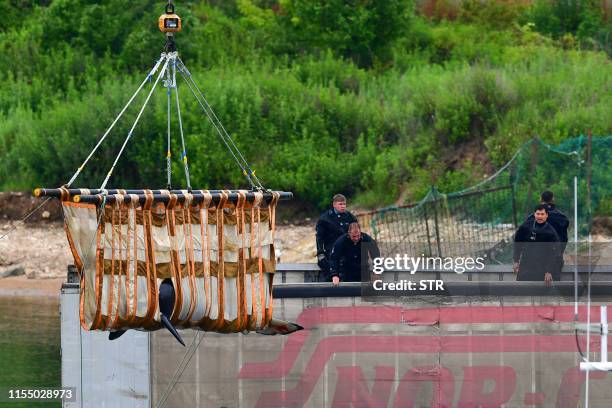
[
  {"x1": 36, "y1": 188, "x2": 281, "y2": 199},
  {"x1": 574, "y1": 176, "x2": 579, "y2": 319},
  {"x1": 72, "y1": 191, "x2": 293, "y2": 205},
  {"x1": 601, "y1": 306, "x2": 608, "y2": 364},
  {"x1": 586, "y1": 131, "x2": 592, "y2": 233},
  {"x1": 585, "y1": 231, "x2": 592, "y2": 408}
]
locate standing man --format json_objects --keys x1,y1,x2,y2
[
  {"x1": 514, "y1": 204, "x2": 560, "y2": 283},
  {"x1": 526, "y1": 191, "x2": 569, "y2": 278},
  {"x1": 316, "y1": 194, "x2": 357, "y2": 281},
  {"x1": 329, "y1": 223, "x2": 380, "y2": 284}
]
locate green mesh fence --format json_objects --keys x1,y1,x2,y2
[{"x1": 357, "y1": 136, "x2": 611, "y2": 258}]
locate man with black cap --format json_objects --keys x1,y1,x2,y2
[
  {"x1": 514, "y1": 204, "x2": 561, "y2": 283},
  {"x1": 315, "y1": 194, "x2": 357, "y2": 281},
  {"x1": 526, "y1": 191, "x2": 569, "y2": 279}
]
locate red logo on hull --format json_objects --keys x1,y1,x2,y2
[{"x1": 239, "y1": 306, "x2": 609, "y2": 407}]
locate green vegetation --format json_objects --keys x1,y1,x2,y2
[{"x1": 0, "y1": 0, "x2": 610, "y2": 210}]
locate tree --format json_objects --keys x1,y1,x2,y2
[{"x1": 279, "y1": 0, "x2": 413, "y2": 67}]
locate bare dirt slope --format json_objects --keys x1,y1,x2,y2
[
  {"x1": 0, "y1": 221, "x2": 71, "y2": 295},
  {"x1": 275, "y1": 221, "x2": 317, "y2": 264},
  {"x1": 0, "y1": 221, "x2": 72, "y2": 279}
]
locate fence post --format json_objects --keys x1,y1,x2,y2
[
  {"x1": 510, "y1": 163, "x2": 518, "y2": 229},
  {"x1": 525, "y1": 138, "x2": 539, "y2": 212},
  {"x1": 423, "y1": 204, "x2": 433, "y2": 256},
  {"x1": 586, "y1": 130, "x2": 592, "y2": 233},
  {"x1": 431, "y1": 186, "x2": 443, "y2": 259}
]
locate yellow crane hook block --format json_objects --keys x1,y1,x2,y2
[{"x1": 159, "y1": 3, "x2": 181, "y2": 33}]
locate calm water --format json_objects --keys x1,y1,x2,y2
[{"x1": 0, "y1": 296, "x2": 60, "y2": 408}]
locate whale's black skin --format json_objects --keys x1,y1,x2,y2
[
  {"x1": 159, "y1": 278, "x2": 175, "y2": 317},
  {"x1": 108, "y1": 330, "x2": 126, "y2": 340},
  {"x1": 159, "y1": 279, "x2": 185, "y2": 346},
  {"x1": 108, "y1": 279, "x2": 185, "y2": 346}
]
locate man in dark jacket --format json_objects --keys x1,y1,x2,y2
[
  {"x1": 315, "y1": 194, "x2": 357, "y2": 281},
  {"x1": 514, "y1": 204, "x2": 561, "y2": 283},
  {"x1": 329, "y1": 223, "x2": 380, "y2": 284},
  {"x1": 526, "y1": 191, "x2": 569, "y2": 278}
]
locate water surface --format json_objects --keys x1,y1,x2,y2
[{"x1": 0, "y1": 296, "x2": 60, "y2": 407}]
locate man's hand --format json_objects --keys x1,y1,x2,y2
[
  {"x1": 513, "y1": 262, "x2": 520, "y2": 274},
  {"x1": 544, "y1": 272, "x2": 553, "y2": 285},
  {"x1": 332, "y1": 276, "x2": 340, "y2": 286}
]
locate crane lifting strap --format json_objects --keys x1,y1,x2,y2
[{"x1": 61, "y1": 189, "x2": 279, "y2": 333}]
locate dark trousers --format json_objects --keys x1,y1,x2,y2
[
  {"x1": 553, "y1": 256, "x2": 564, "y2": 281},
  {"x1": 317, "y1": 257, "x2": 331, "y2": 282}
]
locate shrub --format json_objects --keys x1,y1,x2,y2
[
  {"x1": 278, "y1": 0, "x2": 414, "y2": 67},
  {"x1": 459, "y1": 0, "x2": 528, "y2": 28},
  {"x1": 526, "y1": 0, "x2": 607, "y2": 47}
]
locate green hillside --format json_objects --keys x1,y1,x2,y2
[{"x1": 0, "y1": 0, "x2": 610, "y2": 209}]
